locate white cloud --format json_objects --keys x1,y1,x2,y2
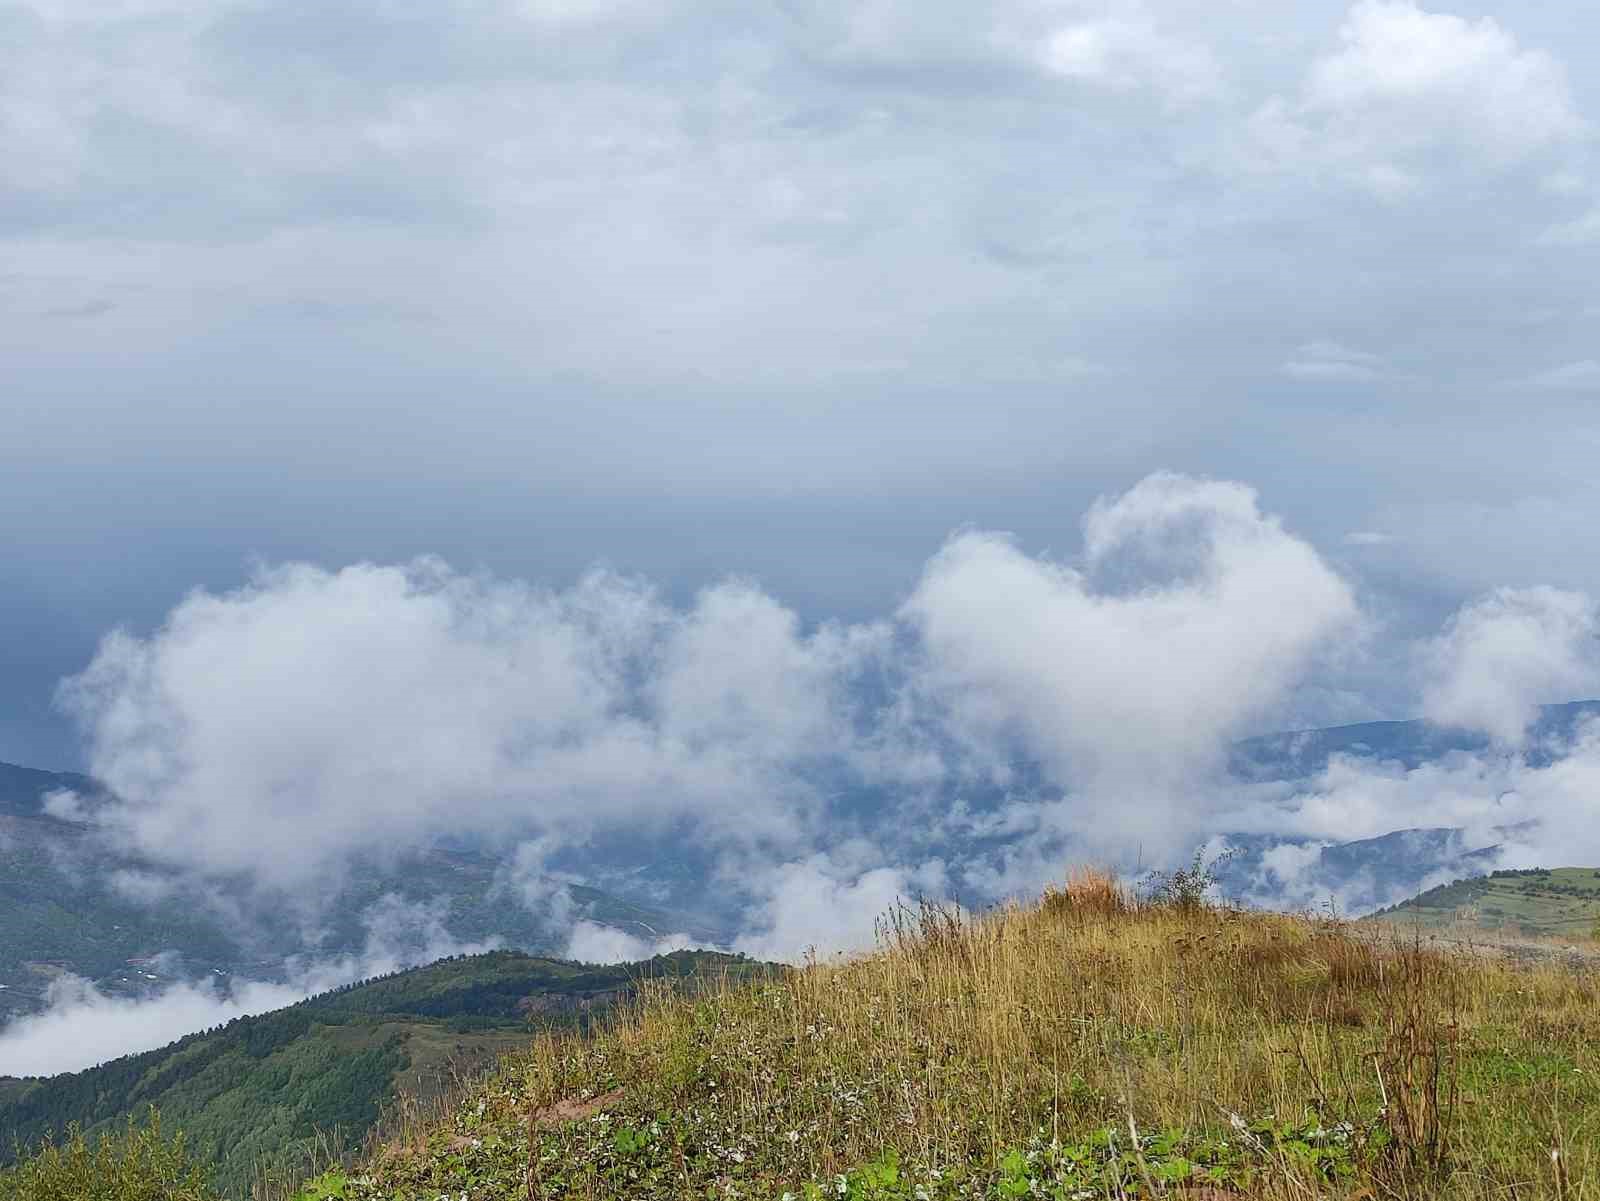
[
  {"x1": 1249, "y1": 0, "x2": 1585, "y2": 195},
  {"x1": 51, "y1": 472, "x2": 1364, "y2": 941},
  {"x1": 1420, "y1": 586, "x2": 1599, "y2": 744},
  {"x1": 1038, "y1": 15, "x2": 1222, "y2": 101},
  {"x1": 900, "y1": 473, "x2": 1357, "y2": 854},
  {"x1": 1281, "y1": 340, "x2": 1385, "y2": 381},
  {"x1": 0, "y1": 894, "x2": 497, "y2": 1076},
  {"x1": 731, "y1": 852, "x2": 947, "y2": 963},
  {"x1": 0, "y1": 973, "x2": 308, "y2": 1077},
  {"x1": 1343, "y1": 531, "x2": 1396, "y2": 546},
  {"x1": 563, "y1": 921, "x2": 696, "y2": 964},
  {"x1": 1225, "y1": 722, "x2": 1600, "y2": 886},
  {"x1": 57, "y1": 562, "x2": 876, "y2": 895}
]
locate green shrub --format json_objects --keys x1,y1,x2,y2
[
  {"x1": 0, "y1": 1113, "x2": 217, "y2": 1201},
  {"x1": 1142, "y1": 845, "x2": 1236, "y2": 908}
]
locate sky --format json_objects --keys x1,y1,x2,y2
[
  {"x1": 7, "y1": 0, "x2": 1600, "y2": 1069},
  {"x1": 5, "y1": 0, "x2": 1600, "y2": 766}
]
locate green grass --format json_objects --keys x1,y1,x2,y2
[
  {"x1": 280, "y1": 879, "x2": 1600, "y2": 1200},
  {"x1": 1369, "y1": 867, "x2": 1600, "y2": 940},
  {"x1": 1, "y1": 950, "x2": 758, "y2": 1198},
  {"x1": 9, "y1": 879, "x2": 1600, "y2": 1200}
]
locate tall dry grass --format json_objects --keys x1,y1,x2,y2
[{"x1": 345, "y1": 879, "x2": 1600, "y2": 1200}]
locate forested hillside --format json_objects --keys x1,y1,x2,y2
[{"x1": 0, "y1": 949, "x2": 762, "y2": 1197}]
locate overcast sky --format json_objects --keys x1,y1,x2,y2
[
  {"x1": 6, "y1": 0, "x2": 1600, "y2": 767},
  {"x1": 12, "y1": 5, "x2": 1600, "y2": 1072}
]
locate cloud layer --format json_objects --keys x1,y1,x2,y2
[
  {"x1": 54, "y1": 474, "x2": 1356, "y2": 910},
  {"x1": 14, "y1": 468, "x2": 1600, "y2": 1072},
  {"x1": 0, "y1": 892, "x2": 499, "y2": 1076}
]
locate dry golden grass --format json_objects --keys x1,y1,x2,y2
[{"x1": 336, "y1": 882, "x2": 1600, "y2": 1200}]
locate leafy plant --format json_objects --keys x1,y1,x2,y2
[
  {"x1": 289, "y1": 1171, "x2": 349, "y2": 1201},
  {"x1": 1143, "y1": 845, "x2": 1237, "y2": 909}
]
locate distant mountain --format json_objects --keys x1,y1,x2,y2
[
  {"x1": 1217, "y1": 826, "x2": 1505, "y2": 913},
  {"x1": 0, "y1": 948, "x2": 762, "y2": 1198},
  {"x1": 0, "y1": 761, "x2": 728, "y2": 1020},
  {"x1": 1229, "y1": 699, "x2": 1600, "y2": 779},
  {"x1": 8, "y1": 697, "x2": 1598, "y2": 1008},
  {"x1": 1215, "y1": 701, "x2": 1600, "y2": 911},
  {"x1": 0, "y1": 761, "x2": 94, "y2": 817}
]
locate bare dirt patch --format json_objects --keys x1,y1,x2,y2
[{"x1": 528, "y1": 1086, "x2": 626, "y2": 1128}]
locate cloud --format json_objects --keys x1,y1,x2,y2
[
  {"x1": 48, "y1": 472, "x2": 1363, "y2": 943},
  {"x1": 0, "y1": 974, "x2": 310, "y2": 1078},
  {"x1": 1038, "y1": 15, "x2": 1222, "y2": 101},
  {"x1": 731, "y1": 852, "x2": 947, "y2": 963},
  {"x1": 563, "y1": 921, "x2": 695, "y2": 964},
  {"x1": 1521, "y1": 360, "x2": 1600, "y2": 390},
  {"x1": 900, "y1": 473, "x2": 1357, "y2": 853},
  {"x1": 1249, "y1": 1, "x2": 1584, "y2": 195},
  {"x1": 1343, "y1": 531, "x2": 1396, "y2": 547},
  {"x1": 1281, "y1": 340, "x2": 1385, "y2": 382},
  {"x1": 1420, "y1": 586, "x2": 1599, "y2": 745},
  {"x1": 1221, "y1": 717, "x2": 1600, "y2": 893},
  {"x1": 56, "y1": 561, "x2": 881, "y2": 897},
  {"x1": 1539, "y1": 209, "x2": 1600, "y2": 246},
  {"x1": 38, "y1": 298, "x2": 114, "y2": 319},
  {"x1": 0, "y1": 893, "x2": 497, "y2": 1076}
]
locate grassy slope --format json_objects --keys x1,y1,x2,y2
[
  {"x1": 1, "y1": 950, "x2": 756, "y2": 1199},
  {"x1": 313, "y1": 886, "x2": 1600, "y2": 1201},
  {"x1": 1368, "y1": 867, "x2": 1600, "y2": 940}
]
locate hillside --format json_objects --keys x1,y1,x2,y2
[
  {"x1": 1228, "y1": 699, "x2": 1600, "y2": 777},
  {"x1": 259, "y1": 881, "x2": 1598, "y2": 1200},
  {"x1": 0, "y1": 949, "x2": 760, "y2": 1198},
  {"x1": 8, "y1": 880, "x2": 1600, "y2": 1198},
  {"x1": 1368, "y1": 867, "x2": 1600, "y2": 941}
]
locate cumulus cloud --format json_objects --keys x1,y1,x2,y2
[
  {"x1": 1249, "y1": 0, "x2": 1585, "y2": 196},
  {"x1": 901, "y1": 474, "x2": 1357, "y2": 853},
  {"x1": 56, "y1": 562, "x2": 879, "y2": 896},
  {"x1": 731, "y1": 852, "x2": 948, "y2": 963},
  {"x1": 1420, "y1": 587, "x2": 1599, "y2": 744},
  {"x1": 44, "y1": 473, "x2": 1364, "y2": 942}
]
